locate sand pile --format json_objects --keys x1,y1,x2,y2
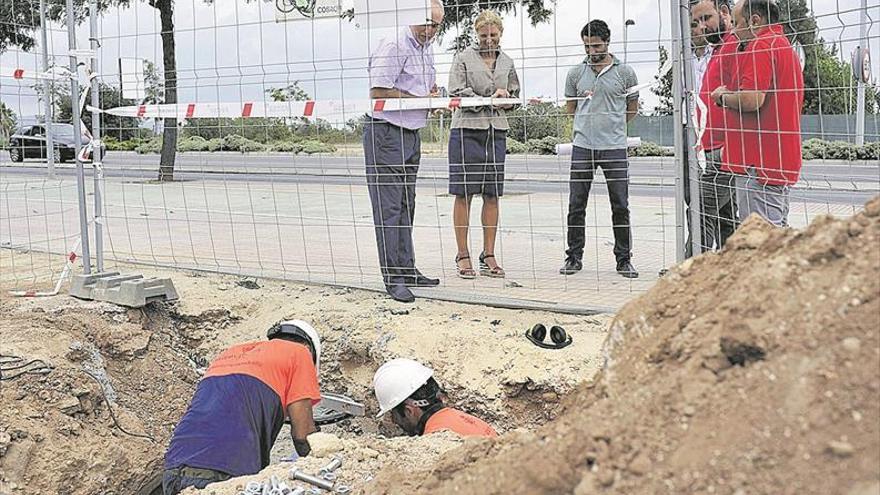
[{"x1": 366, "y1": 199, "x2": 880, "y2": 494}]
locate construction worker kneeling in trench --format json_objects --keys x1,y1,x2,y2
[
  {"x1": 373, "y1": 358, "x2": 498, "y2": 438},
  {"x1": 161, "y1": 320, "x2": 323, "y2": 495}
]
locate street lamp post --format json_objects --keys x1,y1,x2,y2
[{"x1": 624, "y1": 19, "x2": 635, "y2": 63}]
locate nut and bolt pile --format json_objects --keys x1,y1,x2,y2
[{"x1": 239, "y1": 456, "x2": 350, "y2": 495}]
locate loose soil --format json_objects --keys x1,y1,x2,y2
[
  {"x1": 3, "y1": 198, "x2": 878, "y2": 495},
  {"x1": 362, "y1": 198, "x2": 880, "y2": 494},
  {"x1": 0, "y1": 251, "x2": 609, "y2": 495}
]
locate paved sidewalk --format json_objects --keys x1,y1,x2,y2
[{"x1": 0, "y1": 173, "x2": 868, "y2": 312}]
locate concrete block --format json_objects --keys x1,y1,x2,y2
[
  {"x1": 70, "y1": 272, "x2": 178, "y2": 308},
  {"x1": 69, "y1": 271, "x2": 120, "y2": 300}
]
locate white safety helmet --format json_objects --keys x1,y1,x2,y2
[
  {"x1": 372, "y1": 358, "x2": 434, "y2": 418},
  {"x1": 267, "y1": 320, "x2": 322, "y2": 373}
]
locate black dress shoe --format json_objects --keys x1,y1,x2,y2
[
  {"x1": 386, "y1": 284, "x2": 415, "y2": 303},
  {"x1": 404, "y1": 271, "x2": 440, "y2": 287},
  {"x1": 559, "y1": 258, "x2": 582, "y2": 275},
  {"x1": 616, "y1": 260, "x2": 639, "y2": 279}
]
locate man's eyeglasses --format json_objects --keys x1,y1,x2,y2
[{"x1": 422, "y1": 20, "x2": 441, "y2": 29}]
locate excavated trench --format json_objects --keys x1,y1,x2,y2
[{"x1": 0, "y1": 287, "x2": 604, "y2": 495}]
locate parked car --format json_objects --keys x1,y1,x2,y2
[{"x1": 8, "y1": 123, "x2": 104, "y2": 163}]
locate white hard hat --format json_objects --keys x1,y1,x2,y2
[
  {"x1": 372, "y1": 358, "x2": 434, "y2": 418},
  {"x1": 267, "y1": 320, "x2": 322, "y2": 373}
]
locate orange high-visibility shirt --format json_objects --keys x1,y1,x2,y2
[{"x1": 423, "y1": 407, "x2": 498, "y2": 438}]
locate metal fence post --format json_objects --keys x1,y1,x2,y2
[
  {"x1": 670, "y1": 0, "x2": 687, "y2": 263},
  {"x1": 89, "y1": 0, "x2": 104, "y2": 271},
  {"x1": 670, "y1": 0, "x2": 703, "y2": 261},
  {"x1": 678, "y1": 0, "x2": 703, "y2": 257},
  {"x1": 65, "y1": 0, "x2": 92, "y2": 274},
  {"x1": 855, "y1": 0, "x2": 867, "y2": 146},
  {"x1": 39, "y1": 0, "x2": 55, "y2": 179}
]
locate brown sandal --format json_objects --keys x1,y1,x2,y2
[
  {"x1": 455, "y1": 254, "x2": 477, "y2": 279},
  {"x1": 479, "y1": 252, "x2": 505, "y2": 278}
]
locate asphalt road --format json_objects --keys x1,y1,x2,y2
[{"x1": 2, "y1": 152, "x2": 877, "y2": 205}]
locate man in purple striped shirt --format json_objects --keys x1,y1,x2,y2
[{"x1": 363, "y1": 0, "x2": 445, "y2": 303}]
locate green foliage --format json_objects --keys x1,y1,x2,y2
[
  {"x1": 300, "y1": 140, "x2": 337, "y2": 154},
  {"x1": 629, "y1": 141, "x2": 674, "y2": 157},
  {"x1": 801, "y1": 139, "x2": 880, "y2": 161},
  {"x1": 39, "y1": 80, "x2": 145, "y2": 142},
  {"x1": 269, "y1": 141, "x2": 304, "y2": 153},
  {"x1": 506, "y1": 137, "x2": 528, "y2": 154},
  {"x1": 652, "y1": 46, "x2": 674, "y2": 117},
  {"x1": 134, "y1": 137, "x2": 162, "y2": 154},
  {"x1": 265, "y1": 81, "x2": 310, "y2": 102},
  {"x1": 803, "y1": 44, "x2": 878, "y2": 115},
  {"x1": 442, "y1": 0, "x2": 553, "y2": 50},
  {"x1": 507, "y1": 103, "x2": 571, "y2": 142},
  {"x1": 182, "y1": 118, "x2": 293, "y2": 143},
  {"x1": 177, "y1": 136, "x2": 209, "y2": 152},
  {"x1": 205, "y1": 138, "x2": 223, "y2": 152},
  {"x1": 219, "y1": 134, "x2": 266, "y2": 152},
  {"x1": 0, "y1": 102, "x2": 17, "y2": 143},
  {"x1": 526, "y1": 136, "x2": 560, "y2": 155}
]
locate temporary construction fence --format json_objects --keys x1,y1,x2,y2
[{"x1": 0, "y1": 0, "x2": 877, "y2": 313}]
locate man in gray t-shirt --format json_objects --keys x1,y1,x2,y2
[{"x1": 560, "y1": 19, "x2": 640, "y2": 279}]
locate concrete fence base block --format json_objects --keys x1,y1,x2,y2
[
  {"x1": 70, "y1": 272, "x2": 179, "y2": 308},
  {"x1": 69, "y1": 271, "x2": 121, "y2": 300}
]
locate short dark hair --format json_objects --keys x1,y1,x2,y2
[
  {"x1": 269, "y1": 333, "x2": 316, "y2": 361},
  {"x1": 581, "y1": 19, "x2": 611, "y2": 42},
  {"x1": 743, "y1": 0, "x2": 779, "y2": 24},
  {"x1": 392, "y1": 377, "x2": 443, "y2": 415}
]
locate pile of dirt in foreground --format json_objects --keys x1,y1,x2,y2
[
  {"x1": 367, "y1": 199, "x2": 880, "y2": 495},
  {"x1": 0, "y1": 299, "x2": 204, "y2": 495}
]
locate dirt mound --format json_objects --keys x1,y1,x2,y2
[
  {"x1": 368, "y1": 199, "x2": 880, "y2": 494},
  {"x1": 0, "y1": 299, "x2": 202, "y2": 495}
]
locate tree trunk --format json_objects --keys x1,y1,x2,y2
[{"x1": 156, "y1": 0, "x2": 177, "y2": 182}]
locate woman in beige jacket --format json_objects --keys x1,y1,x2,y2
[{"x1": 448, "y1": 10, "x2": 520, "y2": 279}]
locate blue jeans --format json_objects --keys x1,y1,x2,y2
[{"x1": 163, "y1": 466, "x2": 231, "y2": 495}]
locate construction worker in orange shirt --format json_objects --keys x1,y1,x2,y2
[
  {"x1": 372, "y1": 358, "x2": 497, "y2": 438},
  {"x1": 162, "y1": 320, "x2": 323, "y2": 495}
]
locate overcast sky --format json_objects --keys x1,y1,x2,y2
[{"x1": 1, "y1": 0, "x2": 877, "y2": 123}]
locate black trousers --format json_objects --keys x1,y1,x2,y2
[
  {"x1": 684, "y1": 147, "x2": 739, "y2": 256},
  {"x1": 565, "y1": 146, "x2": 632, "y2": 263},
  {"x1": 363, "y1": 117, "x2": 421, "y2": 286}
]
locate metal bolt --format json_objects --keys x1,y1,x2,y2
[
  {"x1": 289, "y1": 469, "x2": 334, "y2": 491},
  {"x1": 318, "y1": 456, "x2": 343, "y2": 476},
  {"x1": 246, "y1": 481, "x2": 264, "y2": 495},
  {"x1": 334, "y1": 486, "x2": 351, "y2": 495},
  {"x1": 321, "y1": 472, "x2": 338, "y2": 482}
]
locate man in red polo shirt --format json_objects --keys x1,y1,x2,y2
[
  {"x1": 710, "y1": 0, "x2": 804, "y2": 227},
  {"x1": 693, "y1": 0, "x2": 740, "y2": 251}
]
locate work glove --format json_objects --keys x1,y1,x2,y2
[{"x1": 293, "y1": 437, "x2": 311, "y2": 458}]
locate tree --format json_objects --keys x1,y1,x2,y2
[
  {"x1": 0, "y1": 102, "x2": 17, "y2": 143},
  {"x1": 266, "y1": 81, "x2": 309, "y2": 102},
  {"x1": 507, "y1": 102, "x2": 570, "y2": 142},
  {"x1": 441, "y1": 0, "x2": 553, "y2": 50},
  {"x1": 652, "y1": 46, "x2": 674, "y2": 116},
  {"x1": 38, "y1": 80, "x2": 145, "y2": 141},
  {"x1": 1, "y1": 0, "x2": 179, "y2": 180}
]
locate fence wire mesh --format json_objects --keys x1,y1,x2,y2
[{"x1": 1, "y1": 0, "x2": 877, "y2": 312}]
